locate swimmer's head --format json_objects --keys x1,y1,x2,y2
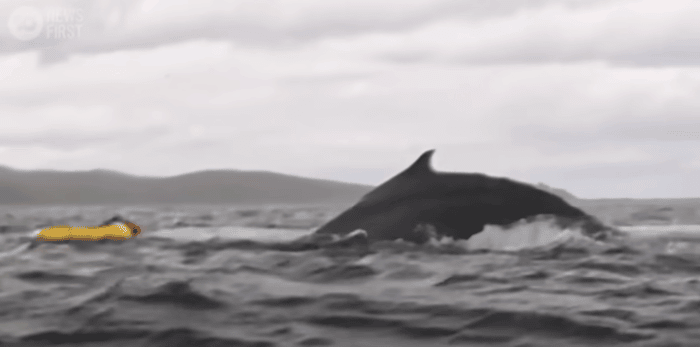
[{"x1": 124, "y1": 221, "x2": 142, "y2": 237}]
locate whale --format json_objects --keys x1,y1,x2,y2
[{"x1": 314, "y1": 150, "x2": 616, "y2": 243}]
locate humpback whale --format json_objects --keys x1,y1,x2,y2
[{"x1": 315, "y1": 150, "x2": 615, "y2": 243}]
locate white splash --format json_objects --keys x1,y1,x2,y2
[
  {"x1": 619, "y1": 225, "x2": 700, "y2": 238},
  {"x1": 149, "y1": 226, "x2": 313, "y2": 242},
  {"x1": 464, "y1": 217, "x2": 580, "y2": 251}
]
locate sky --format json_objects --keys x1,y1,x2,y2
[{"x1": 1, "y1": 0, "x2": 699, "y2": 199}]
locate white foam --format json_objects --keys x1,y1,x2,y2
[
  {"x1": 464, "y1": 217, "x2": 580, "y2": 251},
  {"x1": 147, "y1": 226, "x2": 313, "y2": 242},
  {"x1": 0, "y1": 242, "x2": 31, "y2": 259},
  {"x1": 145, "y1": 220, "x2": 582, "y2": 250},
  {"x1": 619, "y1": 225, "x2": 700, "y2": 238},
  {"x1": 347, "y1": 229, "x2": 368, "y2": 238}
]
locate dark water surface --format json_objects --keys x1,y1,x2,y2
[{"x1": 1, "y1": 207, "x2": 700, "y2": 346}]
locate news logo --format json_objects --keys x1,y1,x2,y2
[{"x1": 7, "y1": 5, "x2": 85, "y2": 41}]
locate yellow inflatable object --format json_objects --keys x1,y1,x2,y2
[{"x1": 36, "y1": 222, "x2": 142, "y2": 241}]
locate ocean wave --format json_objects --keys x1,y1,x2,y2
[{"x1": 3, "y1": 217, "x2": 700, "y2": 345}]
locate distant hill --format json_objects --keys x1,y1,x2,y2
[
  {"x1": 2, "y1": 165, "x2": 699, "y2": 226},
  {"x1": 0, "y1": 165, "x2": 373, "y2": 205}
]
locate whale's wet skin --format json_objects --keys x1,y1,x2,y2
[
  {"x1": 0, "y1": 205, "x2": 700, "y2": 347},
  {"x1": 314, "y1": 150, "x2": 618, "y2": 243}
]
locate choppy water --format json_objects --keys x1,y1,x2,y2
[{"x1": 1, "y1": 219, "x2": 700, "y2": 346}]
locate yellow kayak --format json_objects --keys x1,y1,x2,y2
[{"x1": 37, "y1": 222, "x2": 142, "y2": 241}]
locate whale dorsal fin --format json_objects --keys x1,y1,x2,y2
[{"x1": 401, "y1": 149, "x2": 435, "y2": 176}]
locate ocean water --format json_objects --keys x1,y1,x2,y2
[{"x1": 1, "y1": 209, "x2": 700, "y2": 346}]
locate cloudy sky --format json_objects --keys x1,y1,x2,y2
[{"x1": 1, "y1": 0, "x2": 699, "y2": 198}]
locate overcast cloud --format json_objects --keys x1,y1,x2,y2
[{"x1": 1, "y1": 0, "x2": 699, "y2": 198}]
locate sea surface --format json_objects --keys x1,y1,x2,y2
[{"x1": 1, "y1": 205, "x2": 700, "y2": 346}]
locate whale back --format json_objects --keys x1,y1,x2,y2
[
  {"x1": 315, "y1": 150, "x2": 611, "y2": 242},
  {"x1": 357, "y1": 149, "x2": 437, "y2": 207}
]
